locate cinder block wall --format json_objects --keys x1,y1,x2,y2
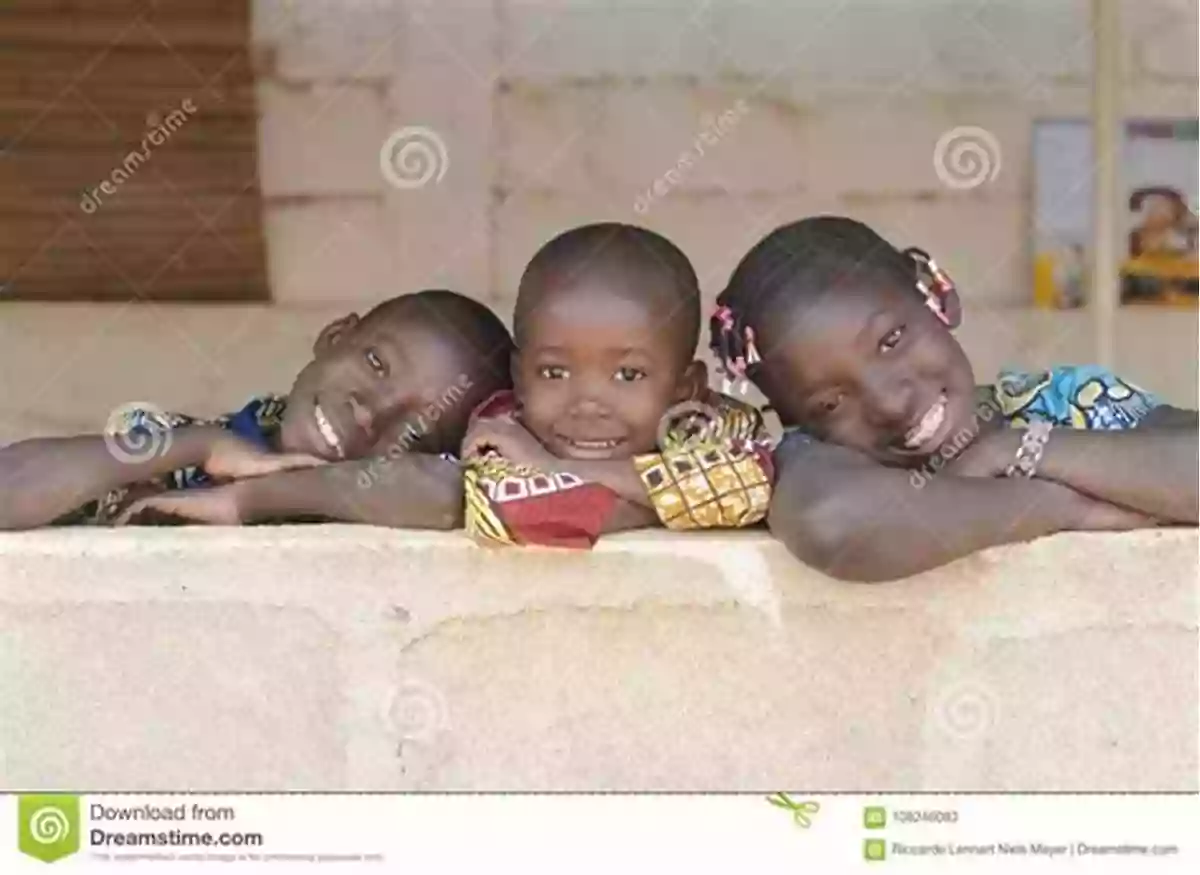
[
  {"x1": 0, "y1": 0, "x2": 1195, "y2": 443},
  {"x1": 254, "y1": 0, "x2": 1199, "y2": 309},
  {"x1": 1, "y1": 527, "x2": 1195, "y2": 790}
]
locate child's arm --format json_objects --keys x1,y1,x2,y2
[
  {"x1": 769, "y1": 439, "x2": 1154, "y2": 583},
  {"x1": 237, "y1": 454, "x2": 462, "y2": 527},
  {"x1": 462, "y1": 418, "x2": 654, "y2": 507},
  {"x1": 120, "y1": 454, "x2": 463, "y2": 528},
  {"x1": 950, "y1": 416, "x2": 1198, "y2": 523},
  {"x1": 0, "y1": 427, "x2": 320, "y2": 530}
]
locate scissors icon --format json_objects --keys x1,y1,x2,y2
[{"x1": 766, "y1": 792, "x2": 821, "y2": 828}]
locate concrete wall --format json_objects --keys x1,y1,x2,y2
[
  {"x1": 1, "y1": 527, "x2": 1195, "y2": 791},
  {"x1": 1, "y1": 0, "x2": 1197, "y2": 443}
]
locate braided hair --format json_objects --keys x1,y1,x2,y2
[{"x1": 710, "y1": 216, "x2": 948, "y2": 393}]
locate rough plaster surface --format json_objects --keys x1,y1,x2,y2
[{"x1": 0, "y1": 527, "x2": 1195, "y2": 791}]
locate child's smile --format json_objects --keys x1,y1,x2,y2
[
  {"x1": 515, "y1": 283, "x2": 691, "y2": 461},
  {"x1": 282, "y1": 314, "x2": 475, "y2": 461},
  {"x1": 765, "y1": 280, "x2": 978, "y2": 467}
]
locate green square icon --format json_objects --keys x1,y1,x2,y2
[
  {"x1": 18, "y1": 795, "x2": 81, "y2": 863},
  {"x1": 864, "y1": 806, "x2": 887, "y2": 829},
  {"x1": 864, "y1": 838, "x2": 887, "y2": 862}
]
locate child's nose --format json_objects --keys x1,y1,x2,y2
[
  {"x1": 348, "y1": 392, "x2": 376, "y2": 434},
  {"x1": 570, "y1": 394, "x2": 612, "y2": 419},
  {"x1": 861, "y1": 373, "x2": 913, "y2": 426}
]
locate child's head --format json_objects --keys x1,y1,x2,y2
[
  {"x1": 280, "y1": 290, "x2": 513, "y2": 460},
  {"x1": 713, "y1": 216, "x2": 976, "y2": 467},
  {"x1": 512, "y1": 222, "x2": 704, "y2": 460}
]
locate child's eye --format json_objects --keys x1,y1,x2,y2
[
  {"x1": 365, "y1": 348, "x2": 388, "y2": 376},
  {"x1": 880, "y1": 326, "x2": 906, "y2": 352},
  {"x1": 538, "y1": 365, "x2": 569, "y2": 380},
  {"x1": 614, "y1": 367, "x2": 646, "y2": 382}
]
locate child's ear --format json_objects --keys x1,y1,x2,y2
[
  {"x1": 314, "y1": 313, "x2": 360, "y2": 355},
  {"x1": 676, "y1": 360, "x2": 708, "y2": 401}
]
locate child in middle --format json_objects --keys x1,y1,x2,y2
[{"x1": 462, "y1": 222, "x2": 773, "y2": 548}]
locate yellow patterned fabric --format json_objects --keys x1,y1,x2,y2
[
  {"x1": 462, "y1": 391, "x2": 775, "y2": 545},
  {"x1": 633, "y1": 392, "x2": 775, "y2": 531},
  {"x1": 463, "y1": 459, "x2": 516, "y2": 547}
]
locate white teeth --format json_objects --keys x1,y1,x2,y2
[
  {"x1": 570, "y1": 439, "x2": 621, "y2": 449},
  {"x1": 904, "y1": 396, "x2": 947, "y2": 449},
  {"x1": 314, "y1": 404, "x2": 345, "y2": 458}
]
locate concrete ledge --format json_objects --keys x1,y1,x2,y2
[{"x1": 0, "y1": 527, "x2": 1195, "y2": 791}]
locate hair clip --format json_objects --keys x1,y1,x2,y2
[
  {"x1": 744, "y1": 326, "x2": 761, "y2": 366},
  {"x1": 905, "y1": 247, "x2": 955, "y2": 326}
]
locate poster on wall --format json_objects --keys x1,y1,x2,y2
[{"x1": 1032, "y1": 118, "x2": 1198, "y2": 309}]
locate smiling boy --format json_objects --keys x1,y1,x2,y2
[
  {"x1": 462, "y1": 223, "x2": 773, "y2": 548},
  {"x1": 0, "y1": 290, "x2": 512, "y2": 529}
]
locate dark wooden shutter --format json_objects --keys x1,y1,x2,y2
[{"x1": 0, "y1": 0, "x2": 267, "y2": 301}]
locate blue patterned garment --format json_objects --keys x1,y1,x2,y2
[
  {"x1": 991, "y1": 365, "x2": 1161, "y2": 430},
  {"x1": 61, "y1": 395, "x2": 288, "y2": 525}
]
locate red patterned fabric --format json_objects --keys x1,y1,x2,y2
[{"x1": 463, "y1": 391, "x2": 619, "y2": 549}]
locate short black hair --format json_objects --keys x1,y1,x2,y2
[
  {"x1": 365, "y1": 289, "x2": 513, "y2": 394},
  {"x1": 711, "y1": 216, "x2": 917, "y2": 382},
  {"x1": 514, "y1": 222, "x2": 701, "y2": 366}
]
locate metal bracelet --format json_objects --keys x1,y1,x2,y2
[{"x1": 1004, "y1": 420, "x2": 1053, "y2": 478}]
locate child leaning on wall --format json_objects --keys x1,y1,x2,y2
[
  {"x1": 459, "y1": 222, "x2": 774, "y2": 548},
  {"x1": 0, "y1": 290, "x2": 512, "y2": 530},
  {"x1": 709, "y1": 216, "x2": 1198, "y2": 582}
]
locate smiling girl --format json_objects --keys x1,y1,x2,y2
[{"x1": 712, "y1": 216, "x2": 1197, "y2": 581}]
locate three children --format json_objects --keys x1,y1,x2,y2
[{"x1": 3, "y1": 217, "x2": 1194, "y2": 582}]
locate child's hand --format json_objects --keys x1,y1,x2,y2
[
  {"x1": 463, "y1": 418, "x2": 555, "y2": 469},
  {"x1": 200, "y1": 428, "x2": 327, "y2": 481},
  {"x1": 115, "y1": 483, "x2": 246, "y2": 526}
]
